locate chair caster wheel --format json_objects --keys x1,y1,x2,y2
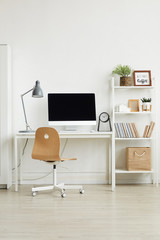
[
  {"x1": 61, "y1": 192, "x2": 66, "y2": 198},
  {"x1": 32, "y1": 192, "x2": 37, "y2": 197},
  {"x1": 80, "y1": 189, "x2": 84, "y2": 194}
]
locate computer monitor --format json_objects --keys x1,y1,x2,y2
[{"x1": 48, "y1": 93, "x2": 96, "y2": 127}]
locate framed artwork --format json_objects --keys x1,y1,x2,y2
[
  {"x1": 134, "y1": 70, "x2": 151, "y2": 86},
  {"x1": 129, "y1": 99, "x2": 139, "y2": 112}
]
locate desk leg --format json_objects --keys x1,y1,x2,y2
[
  {"x1": 14, "y1": 137, "x2": 18, "y2": 191},
  {"x1": 111, "y1": 134, "x2": 115, "y2": 192},
  {"x1": 20, "y1": 140, "x2": 23, "y2": 185},
  {"x1": 109, "y1": 139, "x2": 111, "y2": 185}
]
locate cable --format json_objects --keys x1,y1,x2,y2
[
  {"x1": 24, "y1": 171, "x2": 52, "y2": 181},
  {"x1": 23, "y1": 138, "x2": 69, "y2": 181},
  {"x1": 12, "y1": 138, "x2": 29, "y2": 171},
  {"x1": 22, "y1": 138, "x2": 29, "y2": 156},
  {"x1": 61, "y1": 138, "x2": 68, "y2": 156}
]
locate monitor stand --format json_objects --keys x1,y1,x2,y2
[
  {"x1": 64, "y1": 126, "x2": 78, "y2": 132},
  {"x1": 61, "y1": 126, "x2": 92, "y2": 133}
]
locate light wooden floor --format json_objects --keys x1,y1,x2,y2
[{"x1": 0, "y1": 184, "x2": 160, "y2": 240}]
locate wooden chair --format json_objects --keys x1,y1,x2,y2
[{"x1": 32, "y1": 127, "x2": 84, "y2": 198}]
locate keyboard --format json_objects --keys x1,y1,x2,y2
[{"x1": 59, "y1": 130, "x2": 96, "y2": 134}]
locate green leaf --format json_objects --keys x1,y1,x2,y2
[{"x1": 112, "y1": 64, "x2": 131, "y2": 77}]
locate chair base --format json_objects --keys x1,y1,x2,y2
[
  {"x1": 32, "y1": 164, "x2": 84, "y2": 198},
  {"x1": 32, "y1": 183, "x2": 84, "y2": 198}
]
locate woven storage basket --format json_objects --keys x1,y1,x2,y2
[{"x1": 126, "y1": 147, "x2": 151, "y2": 171}]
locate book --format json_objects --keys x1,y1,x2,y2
[
  {"x1": 132, "y1": 123, "x2": 140, "y2": 138},
  {"x1": 114, "y1": 123, "x2": 120, "y2": 138},
  {"x1": 117, "y1": 123, "x2": 123, "y2": 138},
  {"x1": 124, "y1": 123, "x2": 130, "y2": 138},
  {"x1": 143, "y1": 125, "x2": 148, "y2": 138},
  {"x1": 131, "y1": 123, "x2": 136, "y2": 137},
  {"x1": 122, "y1": 123, "x2": 128, "y2": 138},
  {"x1": 145, "y1": 125, "x2": 150, "y2": 138},
  {"x1": 119, "y1": 123, "x2": 125, "y2": 138},
  {"x1": 126, "y1": 123, "x2": 133, "y2": 138},
  {"x1": 129, "y1": 123, "x2": 136, "y2": 138},
  {"x1": 147, "y1": 121, "x2": 155, "y2": 138}
]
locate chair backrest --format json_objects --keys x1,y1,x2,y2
[{"x1": 32, "y1": 127, "x2": 61, "y2": 161}]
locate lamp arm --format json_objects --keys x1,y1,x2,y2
[
  {"x1": 21, "y1": 88, "x2": 34, "y2": 130},
  {"x1": 21, "y1": 88, "x2": 34, "y2": 97}
]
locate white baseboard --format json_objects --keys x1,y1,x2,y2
[
  {"x1": 115, "y1": 179, "x2": 153, "y2": 184},
  {"x1": 12, "y1": 171, "x2": 158, "y2": 185},
  {"x1": 18, "y1": 172, "x2": 108, "y2": 185},
  {"x1": 0, "y1": 185, "x2": 7, "y2": 189}
]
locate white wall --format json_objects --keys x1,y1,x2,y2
[{"x1": 0, "y1": 0, "x2": 160, "y2": 184}]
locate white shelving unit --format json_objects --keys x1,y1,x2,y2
[{"x1": 111, "y1": 77, "x2": 158, "y2": 190}]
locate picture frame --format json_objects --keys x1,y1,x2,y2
[
  {"x1": 128, "y1": 99, "x2": 139, "y2": 112},
  {"x1": 134, "y1": 70, "x2": 151, "y2": 86}
]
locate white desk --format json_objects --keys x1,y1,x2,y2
[{"x1": 14, "y1": 131, "x2": 115, "y2": 192}]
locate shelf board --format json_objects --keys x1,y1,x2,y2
[
  {"x1": 115, "y1": 137, "x2": 152, "y2": 140},
  {"x1": 114, "y1": 86, "x2": 154, "y2": 89},
  {"x1": 115, "y1": 169, "x2": 153, "y2": 174},
  {"x1": 114, "y1": 112, "x2": 152, "y2": 114}
]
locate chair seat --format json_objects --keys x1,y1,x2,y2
[
  {"x1": 45, "y1": 161, "x2": 61, "y2": 165},
  {"x1": 42, "y1": 157, "x2": 77, "y2": 165},
  {"x1": 45, "y1": 158, "x2": 76, "y2": 161}
]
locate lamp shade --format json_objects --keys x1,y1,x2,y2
[{"x1": 32, "y1": 80, "x2": 43, "y2": 98}]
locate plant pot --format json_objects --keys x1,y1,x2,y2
[
  {"x1": 142, "y1": 103, "x2": 152, "y2": 112},
  {"x1": 120, "y1": 76, "x2": 132, "y2": 86}
]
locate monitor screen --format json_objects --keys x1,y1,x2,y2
[{"x1": 48, "y1": 93, "x2": 96, "y2": 126}]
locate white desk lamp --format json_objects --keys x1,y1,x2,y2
[{"x1": 19, "y1": 80, "x2": 43, "y2": 133}]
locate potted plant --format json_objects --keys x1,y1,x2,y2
[
  {"x1": 141, "y1": 97, "x2": 152, "y2": 111},
  {"x1": 112, "y1": 64, "x2": 132, "y2": 86}
]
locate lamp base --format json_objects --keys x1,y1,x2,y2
[{"x1": 19, "y1": 130, "x2": 35, "y2": 133}]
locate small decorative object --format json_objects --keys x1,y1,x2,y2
[
  {"x1": 134, "y1": 70, "x2": 151, "y2": 86},
  {"x1": 97, "y1": 112, "x2": 112, "y2": 132},
  {"x1": 112, "y1": 64, "x2": 132, "y2": 86},
  {"x1": 128, "y1": 99, "x2": 139, "y2": 112},
  {"x1": 115, "y1": 104, "x2": 130, "y2": 112},
  {"x1": 141, "y1": 97, "x2": 152, "y2": 111}
]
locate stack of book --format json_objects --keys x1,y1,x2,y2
[
  {"x1": 114, "y1": 122, "x2": 140, "y2": 138},
  {"x1": 143, "y1": 121, "x2": 155, "y2": 138}
]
